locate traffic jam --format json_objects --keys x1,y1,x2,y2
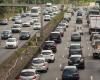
[{"x1": 1, "y1": 2, "x2": 100, "y2": 80}]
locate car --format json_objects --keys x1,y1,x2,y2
[
  {"x1": 19, "y1": 31, "x2": 30, "y2": 40},
  {"x1": 68, "y1": 42, "x2": 82, "y2": 57},
  {"x1": 22, "y1": 21, "x2": 31, "y2": 27},
  {"x1": 62, "y1": 66, "x2": 79, "y2": 80},
  {"x1": 92, "y1": 39, "x2": 100, "y2": 48},
  {"x1": 12, "y1": 16, "x2": 21, "y2": 21},
  {"x1": 40, "y1": 50, "x2": 55, "y2": 62},
  {"x1": 1, "y1": 30, "x2": 12, "y2": 40},
  {"x1": 5, "y1": 38, "x2": 18, "y2": 49},
  {"x1": 21, "y1": 13, "x2": 27, "y2": 17},
  {"x1": 90, "y1": 32, "x2": 100, "y2": 41},
  {"x1": 31, "y1": 57, "x2": 48, "y2": 72},
  {"x1": 71, "y1": 32, "x2": 81, "y2": 41},
  {"x1": 68, "y1": 55, "x2": 85, "y2": 69},
  {"x1": 77, "y1": 12, "x2": 82, "y2": 16},
  {"x1": 15, "y1": 19, "x2": 22, "y2": 24},
  {"x1": 58, "y1": 23, "x2": 66, "y2": 31},
  {"x1": 32, "y1": 17, "x2": 39, "y2": 23},
  {"x1": 42, "y1": 40, "x2": 57, "y2": 53},
  {"x1": 0, "y1": 18, "x2": 8, "y2": 25},
  {"x1": 11, "y1": 24, "x2": 21, "y2": 33},
  {"x1": 55, "y1": 27, "x2": 64, "y2": 37},
  {"x1": 49, "y1": 31, "x2": 62, "y2": 43},
  {"x1": 44, "y1": 15, "x2": 51, "y2": 21},
  {"x1": 16, "y1": 69, "x2": 40, "y2": 80},
  {"x1": 61, "y1": 20, "x2": 69, "y2": 28},
  {"x1": 74, "y1": 24, "x2": 83, "y2": 35},
  {"x1": 76, "y1": 17, "x2": 83, "y2": 24},
  {"x1": 33, "y1": 22, "x2": 41, "y2": 30}
]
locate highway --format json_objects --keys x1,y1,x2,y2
[
  {"x1": 0, "y1": 14, "x2": 49, "y2": 64},
  {"x1": 32, "y1": 14, "x2": 100, "y2": 80}
]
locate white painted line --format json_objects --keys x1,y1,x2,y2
[
  {"x1": 88, "y1": 54, "x2": 91, "y2": 57},
  {"x1": 56, "y1": 77, "x2": 58, "y2": 80},
  {"x1": 60, "y1": 64, "x2": 62, "y2": 69},
  {"x1": 91, "y1": 75, "x2": 93, "y2": 80}
]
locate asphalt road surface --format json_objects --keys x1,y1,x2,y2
[
  {"x1": 37, "y1": 14, "x2": 100, "y2": 80},
  {"x1": 0, "y1": 14, "x2": 49, "y2": 64}
]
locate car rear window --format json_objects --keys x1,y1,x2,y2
[
  {"x1": 32, "y1": 59, "x2": 44, "y2": 64},
  {"x1": 63, "y1": 68, "x2": 76, "y2": 75},
  {"x1": 21, "y1": 72, "x2": 34, "y2": 76},
  {"x1": 42, "y1": 52, "x2": 51, "y2": 55}
]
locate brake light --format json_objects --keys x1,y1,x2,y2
[
  {"x1": 15, "y1": 76, "x2": 20, "y2": 80},
  {"x1": 43, "y1": 63, "x2": 46, "y2": 66},
  {"x1": 33, "y1": 76, "x2": 36, "y2": 79}
]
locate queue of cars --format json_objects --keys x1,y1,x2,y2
[
  {"x1": 15, "y1": 11, "x2": 71, "y2": 80},
  {"x1": 61, "y1": 10, "x2": 85, "y2": 80}
]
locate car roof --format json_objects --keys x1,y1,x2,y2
[
  {"x1": 42, "y1": 50, "x2": 52, "y2": 53},
  {"x1": 45, "y1": 40, "x2": 55, "y2": 43},
  {"x1": 21, "y1": 69, "x2": 36, "y2": 73},
  {"x1": 70, "y1": 42, "x2": 81, "y2": 46},
  {"x1": 51, "y1": 31, "x2": 60, "y2": 34},
  {"x1": 21, "y1": 31, "x2": 29, "y2": 33},
  {"x1": 33, "y1": 57, "x2": 45, "y2": 61},
  {"x1": 8, "y1": 38, "x2": 16, "y2": 40},
  {"x1": 3, "y1": 30, "x2": 11, "y2": 32},
  {"x1": 70, "y1": 55, "x2": 82, "y2": 57},
  {"x1": 64, "y1": 66, "x2": 76, "y2": 69},
  {"x1": 72, "y1": 31, "x2": 80, "y2": 34}
]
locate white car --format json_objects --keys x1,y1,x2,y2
[
  {"x1": 17, "y1": 69, "x2": 40, "y2": 80},
  {"x1": 58, "y1": 23, "x2": 66, "y2": 31},
  {"x1": 33, "y1": 22, "x2": 41, "y2": 30},
  {"x1": 44, "y1": 15, "x2": 51, "y2": 21},
  {"x1": 15, "y1": 19, "x2": 22, "y2": 24},
  {"x1": 5, "y1": 38, "x2": 18, "y2": 49},
  {"x1": 75, "y1": 24, "x2": 83, "y2": 35},
  {"x1": 40, "y1": 50, "x2": 55, "y2": 62},
  {"x1": 33, "y1": 17, "x2": 39, "y2": 22},
  {"x1": 12, "y1": 24, "x2": 21, "y2": 33},
  {"x1": 31, "y1": 57, "x2": 48, "y2": 72},
  {"x1": 22, "y1": 21, "x2": 31, "y2": 27}
]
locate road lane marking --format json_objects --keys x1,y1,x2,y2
[
  {"x1": 91, "y1": 75, "x2": 93, "y2": 80},
  {"x1": 56, "y1": 77, "x2": 58, "y2": 80}
]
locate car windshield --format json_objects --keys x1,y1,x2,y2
[
  {"x1": 44, "y1": 42, "x2": 54, "y2": 45},
  {"x1": 59, "y1": 24, "x2": 65, "y2": 26},
  {"x1": 7, "y1": 39, "x2": 15, "y2": 42},
  {"x1": 2, "y1": 31, "x2": 9, "y2": 34},
  {"x1": 70, "y1": 45, "x2": 81, "y2": 49},
  {"x1": 21, "y1": 72, "x2": 34, "y2": 76},
  {"x1": 21, "y1": 32, "x2": 28, "y2": 35},
  {"x1": 32, "y1": 59, "x2": 44, "y2": 64},
  {"x1": 95, "y1": 41, "x2": 100, "y2": 45},
  {"x1": 63, "y1": 68, "x2": 76, "y2": 75},
  {"x1": 70, "y1": 57, "x2": 81, "y2": 61},
  {"x1": 50, "y1": 33, "x2": 60, "y2": 38},
  {"x1": 42, "y1": 52, "x2": 51, "y2": 55},
  {"x1": 34, "y1": 23, "x2": 40, "y2": 25}
]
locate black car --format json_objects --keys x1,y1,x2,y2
[
  {"x1": 77, "y1": 12, "x2": 82, "y2": 16},
  {"x1": 76, "y1": 18, "x2": 83, "y2": 24},
  {"x1": 49, "y1": 32, "x2": 62, "y2": 43},
  {"x1": 71, "y1": 32, "x2": 81, "y2": 41},
  {"x1": 68, "y1": 55, "x2": 85, "y2": 69},
  {"x1": 19, "y1": 31, "x2": 30, "y2": 40},
  {"x1": 62, "y1": 66, "x2": 79, "y2": 80},
  {"x1": 42, "y1": 41, "x2": 57, "y2": 53},
  {"x1": 1, "y1": 30, "x2": 12, "y2": 40},
  {"x1": 68, "y1": 43, "x2": 82, "y2": 57}
]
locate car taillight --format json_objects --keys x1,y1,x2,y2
[
  {"x1": 43, "y1": 63, "x2": 46, "y2": 66},
  {"x1": 33, "y1": 76, "x2": 36, "y2": 79},
  {"x1": 15, "y1": 76, "x2": 20, "y2": 80}
]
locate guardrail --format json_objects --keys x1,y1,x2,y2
[{"x1": 0, "y1": 12, "x2": 64, "y2": 80}]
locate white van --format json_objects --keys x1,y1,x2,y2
[{"x1": 75, "y1": 24, "x2": 83, "y2": 35}]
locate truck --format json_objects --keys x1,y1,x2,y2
[{"x1": 89, "y1": 15, "x2": 100, "y2": 34}]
